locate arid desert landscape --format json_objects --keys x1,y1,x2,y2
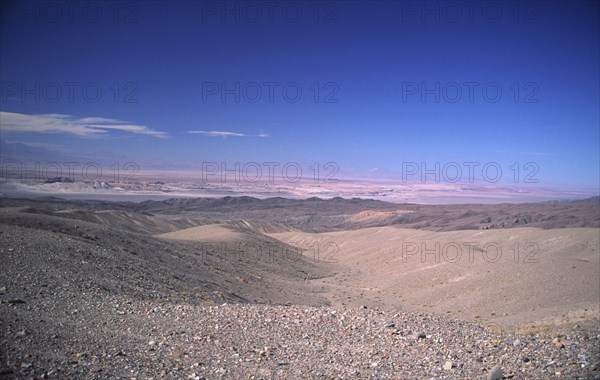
[
  {"x1": 2, "y1": 0, "x2": 599, "y2": 379},
  {"x1": 1, "y1": 195, "x2": 598, "y2": 379}
]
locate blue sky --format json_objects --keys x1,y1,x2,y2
[{"x1": 0, "y1": 0, "x2": 598, "y2": 192}]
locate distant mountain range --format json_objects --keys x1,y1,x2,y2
[{"x1": 0, "y1": 139, "x2": 70, "y2": 163}]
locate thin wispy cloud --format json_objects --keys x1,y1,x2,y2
[
  {"x1": 188, "y1": 130, "x2": 270, "y2": 138},
  {"x1": 0, "y1": 112, "x2": 167, "y2": 138}
]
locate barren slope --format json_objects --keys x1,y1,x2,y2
[
  {"x1": 0, "y1": 207, "x2": 332, "y2": 307},
  {"x1": 1, "y1": 197, "x2": 599, "y2": 379},
  {"x1": 270, "y1": 226, "x2": 600, "y2": 332},
  {"x1": 2, "y1": 195, "x2": 598, "y2": 232}
]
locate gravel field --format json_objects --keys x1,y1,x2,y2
[{"x1": 2, "y1": 296, "x2": 599, "y2": 379}]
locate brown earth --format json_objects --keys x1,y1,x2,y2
[{"x1": 1, "y1": 196, "x2": 599, "y2": 379}]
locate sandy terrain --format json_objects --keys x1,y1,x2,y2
[
  {"x1": 157, "y1": 224, "x2": 250, "y2": 242},
  {"x1": 269, "y1": 226, "x2": 600, "y2": 332}
]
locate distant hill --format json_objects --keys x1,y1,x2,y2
[{"x1": 2, "y1": 195, "x2": 598, "y2": 231}]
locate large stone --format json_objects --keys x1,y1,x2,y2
[{"x1": 487, "y1": 365, "x2": 503, "y2": 380}]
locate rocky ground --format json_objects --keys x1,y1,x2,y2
[
  {"x1": 2, "y1": 296, "x2": 599, "y2": 379},
  {"x1": 1, "y1": 196, "x2": 599, "y2": 379}
]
